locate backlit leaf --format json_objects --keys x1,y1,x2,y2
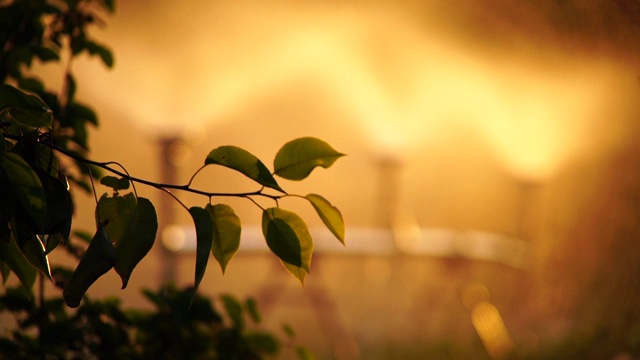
[
  {"x1": 63, "y1": 223, "x2": 117, "y2": 308},
  {"x1": 0, "y1": 260, "x2": 9, "y2": 285},
  {"x1": 36, "y1": 143, "x2": 59, "y2": 178},
  {"x1": 262, "y1": 208, "x2": 313, "y2": 274},
  {"x1": 189, "y1": 206, "x2": 213, "y2": 293},
  {"x1": 21, "y1": 236, "x2": 51, "y2": 281},
  {"x1": 0, "y1": 151, "x2": 46, "y2": 232},
  {"x1": 0, "y1": 84, "x2": 52, "y2": 128},
  {"x1": 305, "y1": 194, "x2": 345, "y2": 245},
  {"x1": 45, "y1": 233, "x2": 64, "y2": 254},
  {"x1": 100, "y1": 176, "x2": 130, "y2": 191},
  {"x1": 205, "y1": 146, "x2": 285, "y2": 193},
  {"x1": 273, "y1": 137, "x2": 344, "y2": 180},
  {"x1": 114, "y1": 198, "x2": 158, "y2": 289},
  {"x1": 39, "y1": 173, "x2": 73, "y2": 235},
  {"x1": 10, "y1": 211, "x2": 52, "y2": 280},
  {"x1": 282, "y1": 261, "x2": 308, "y2": 285},
  {"x1": 96, "y1": 192, "x2": 136, "y2": 244},
  {"x1": 51, "y1": 177, "x2": 72, "y2": 245},
  {"x1": 206, "y1": 204, "x2": 241, "y2": 273},
  {"x1": 0, "y1": 236, "x2": 37, "y2": 293}
]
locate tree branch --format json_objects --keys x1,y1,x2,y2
[{"x1": 3, "y1": 133, "x2": 284, "y2": 202}]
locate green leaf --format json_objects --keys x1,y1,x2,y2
[
  {"x1": 45, "y1": 233, "x2": 64, "y2": 254},
  {"x1": 0, "y1": 236, "x2": 37, "y2": 293},
  {"x1": 205, "y1": 146, "x2": 285, "y2": 193},
  {"x1": 51, "y1": 185, "x2": 72, "y2": 244},
  {"x1": 36, "y1": 143, "x2": 59, "y2": 178},
  {"x1": 100, "y1": 176, "x2": 130, "y2": 191},
  {"x1": 104, "y1": 0, "x2": 116, "y2": 12},
  {"x1": 305, "y1": 194, "x2": 345, "y2": 245},
  {"x1": 67, "y1": 101, "x2": 98, "y2": 125},
  {"x1": 39, "y1": 173, "x2": 73, "y2": 235},
  {"x1": 246, "y1": 332, "x2": 280, "y2": 354},
  {"x1": 221, "y1": 294, "x2": 244, "y2": 330},
  {"x1": 63, "y1": 223, "x2": 117, "y2": 308},
  {"x1": 0, "y1": 225, "x2": 9, "y2": 245},
  {"x1": 0, "y1": 84, "x2": 52, "y2": 128},
  {"x1": 282, "y1": 261, "x2": 308, "y2": 285},
  {"x1": 0, "y1": 260, "x2": 10, "y2": 285},
  {"x1": 66, "y1": 73, "x2": 76, "y2": 103},
  {"x1": 245, "y1": 297, "x2": 261, "y2": 323},
  {"x1": 282, "y1": 323, "x2": 296, "y2": 339},
  {"x1": 0, "y1": 151, "x2": 47, "y2": 232},
  {"x1": 21, "y1": 235, "x2": 51, "y2": 281},
  {"x1": 17, "y1": 77, "x2": 45, "y2": 93},
  {"x1": 72, "y1": 120, "x2": 88, "y2": 149},
  {"x1": 96, "y1": 192, "x2": 136, "y2": 244},
  {"x1": 273, "y1": 137, "x2": 344, "y2": 180},
  {"x1": 262, "y1": 208, "x2": 313, "y2": 274},
  {"x1": 114, "y1": 198, "x2": 158, "y2": 289},
  {"x1": 0, "y1": 192, "x2": 15, "y2": 241},
  {"x1": 206, "y1": 204, "x2": 241, "y2": 273},
  {"x1": 188, "y1": 206, "x2": 213, "y2": 294},
  {"x1": 72, "y1": 230, "x2": 93, "y2": 244},
  {"x1": 33, "y1": 46, "x2": 59, "y2": 62},
  {"x1": 86, "y1": 41, "x2": 114, "y2": 68},
  {"x1": 10, "y1": 211, "x2": 52, "y2": 280}
]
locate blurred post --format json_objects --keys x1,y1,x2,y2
[
  {"x1": 516, "y1": 180, "x2": 542, "y2": 243},
  {"x1": 157, "y1": 136, "x2": 190, "y2": 285},
  {"x1": 376, "y1": 155, "x2": 402, "y2": 229}
]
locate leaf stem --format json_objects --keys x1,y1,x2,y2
[
  {"x1": 159, "y1": 187, "x2": 189, "y2": 212},
  {"x1": 185, "y1": 164, "x2": 206, "y2": 187},
  {"x1": 246, "y1": 196, "x2": 265, "y2": 211}
]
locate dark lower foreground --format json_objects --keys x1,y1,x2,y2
[{"x1": 3, "y1": 143, "x2": 640, "y2": 360}]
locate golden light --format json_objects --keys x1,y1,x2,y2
[
  {"x1": 468, "y1": 60, "x2": 615, "y2": 181},
  {"x1": 464, "y1": 284, "x2": 514, "y2": 359},
  {"x1": 161, "y1": 225, "x2": 186, "y2": 252},
  {"x1": 26, "y1": 1, "x2": 640, "y2": 357},
  {"x1": 471, "y1": 302, "x2": 514, "y2": 359},
  {"x1": 70, "y1": 0, "x2": 619, "y2": 184}
]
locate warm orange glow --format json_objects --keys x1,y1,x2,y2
[
  {"x1": 470, "y1": 61, "x2": 614, "y2": 181},
  {"x1": 28, "y1": 2, "x2": 640, "y2": 358},
  {"x1": 64, "y1": 0, "x2": 621, "y2": 182},
  {"x1": 471, "y1": 301, "x2": 514, "y2": 359}
]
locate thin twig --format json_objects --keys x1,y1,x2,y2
[
  {"x1": 159, "y1": 187, "x2": 189, "y2": 212},
  {"x1": 86, "y1": 163, "x2": 100, "y2": 221},
  {"x1": 246, "y1": 196, "x2": 266, "y2": 211},
  {"x1": 185, "y1": 164, "x2": 206, "y2": 188},
  {"x1": 3, "y1": 133, "x2": 284, "y2": 203}
]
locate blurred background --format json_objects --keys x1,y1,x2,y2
[{"x1": 32, "y1": 0, "x2": 640, "y2": 358}]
